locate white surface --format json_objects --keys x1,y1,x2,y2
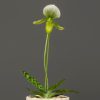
[{"x1": 26, "y1": 95, "x2": 70, "y2": 100}]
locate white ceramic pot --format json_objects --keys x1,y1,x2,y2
[{"x1": 26, "y1": 95, "x2": 70, "y2": 100}]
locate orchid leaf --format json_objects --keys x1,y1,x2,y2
[
  {"x1": 48, "y1": 79, "x2": 65, "y2": 91},
  {"x1": 49, "y1": 89, "x2": 79, "y2": 97},
  {"x1": 54, "y1": 89, "x2": 79, "y2": 94},
  {"x1": 22, "y1": 71, "x2": 45, "y2": 92},
  {"x1": 27, "y1": 88, "x2": 44, "y2": 97}
]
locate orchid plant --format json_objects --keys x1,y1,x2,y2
[{"x1": 22, "y1": 4, "x2": 79, "y2": 98}]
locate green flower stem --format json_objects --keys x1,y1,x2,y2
[{"x1": 44, "y1": 32, "x2": 50, "y2": 92}]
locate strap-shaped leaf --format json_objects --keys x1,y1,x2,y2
[
  {"x1": 48, "y1": 79, "x2": 65, "y2": 91},
  {"x1": 49, "y1": 89, "x2": 79, "y2": 97},
  {"x1": 22, "y1": 71, "x2": 45, "y2": 92},
  {"x1": 53, "y1": 89, "x2": 79, "y2": 95},
  {"x1": 27, "y1": 88, "x2": 44, "y2": 97}
]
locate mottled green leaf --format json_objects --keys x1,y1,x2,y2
[
  {"x1": 27, "y1": 88, "x2": 44, "y2": 97},
  {"x1": 48, "y1": 79, "x2": 65, "y2": 91},
  {"x1": 22, "y1": 71, "x2": 45, "y2": 92},
  {"x1": 53, "y1": 89, "x2": 79, "y2": 95}
]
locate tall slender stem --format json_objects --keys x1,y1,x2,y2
[{"x1": 44, "y1": 33, "x2": 50, "y2": 92}]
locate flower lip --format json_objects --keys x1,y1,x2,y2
[{"x1": 43, "y1": 4, "x2": 61, "y2": 19}]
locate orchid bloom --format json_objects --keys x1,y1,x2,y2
[{"x1": 33, "y1": 4, "x2": 64, "y2": 34}]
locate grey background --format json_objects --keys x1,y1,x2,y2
[{"x1": 0, "y1": 0, "x2": 100, "y2": 100}]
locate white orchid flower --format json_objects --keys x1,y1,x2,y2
[{"x1": 33, "y1": 4, "x2": 64, "y2": 34}]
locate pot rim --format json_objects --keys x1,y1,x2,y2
[{"x1": 26, "y1": 95, "x2": 70, "y2": 99}]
